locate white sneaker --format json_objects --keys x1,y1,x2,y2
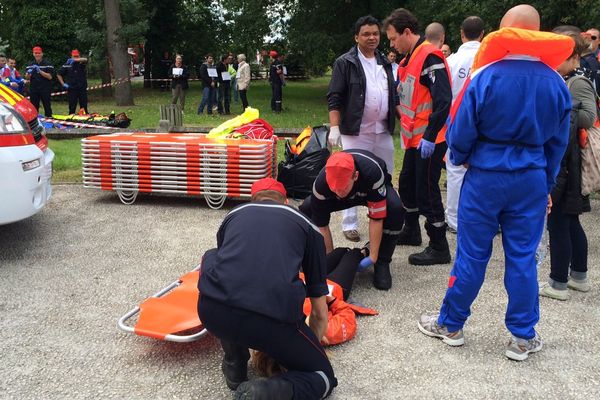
[
  {"x1": 539, "y1": 282, "x2": 569, "y2": 301},
  {"x1": 505, "y1": 333, "x2": 543, "y2": 361},
  {"x1": 567, "y1": 278, "x2": 591, "y2": 292}
]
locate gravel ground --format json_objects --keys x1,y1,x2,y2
[{"x1": 1, "y1": 185, "x2": 599, "y2": 399}]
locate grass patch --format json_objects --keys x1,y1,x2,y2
[
  {"x1": 49, "y1": 76, "x2": 448, "y2": 186},
  {"x1": 50, "y1": 77, "x2": 331, "y2": 130}
]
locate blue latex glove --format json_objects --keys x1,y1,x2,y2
[
  {"x1": 33, "y1": 65, "x2": 41, "y2": 73},
  {"x1": 26, "y1": 68, "x2": 33, "y2": 75},
  {"x1": 66, "y1": 58, "x2": 74, "y2": 65},
  {"x1": 63, "y1": 83, "x2": 70, "y2": 89},
  {"x1": 418, "y1": 138, "x2": 435, "y2": 159},
  {"x1": 357, "y1": 256, "x2": 374, "y2": 272}
]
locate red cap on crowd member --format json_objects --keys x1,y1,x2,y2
[
  {"x1": 325, "y1": 152, "x2": 355, "y2": 191},
  {"x1": 269, "y1": 50, "x2": 278, "y2": 57},
  {"x1": 32, "y1": 46, "x2": 43, "y2": 53},
  {"x1": 251, "y1": 177, "x2": 287, "y2": 197},
  {"x1": 71, "y1": 49, "x2": 80, "y2": 57}
]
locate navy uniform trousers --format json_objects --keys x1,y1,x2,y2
[{"x1": 199, "y1": 296, "x2": 336, "y2": 400}]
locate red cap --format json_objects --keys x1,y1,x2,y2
[
  {"x1": 32, "y1": 46, "x2": 43, "y2": 53},
  {"x1": 325, "y1": 152, "x2": 355, "y2": 191},
  {"x1": 251, "y1": 178, "x2": 287, "y2": 197},
  {"x1": 269, "y1": 50, "x2": 278, "y2": 57},
  {"x1": 71, "y1": 49, "x2": 80, "y2": 57}
]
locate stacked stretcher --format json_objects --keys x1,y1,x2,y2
[{"x1": 82, "y1": 132, "x2": 277, "y2": 209}]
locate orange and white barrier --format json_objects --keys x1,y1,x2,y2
[{"x1": 81, "y1": 132, "x2": 277, "y2": 208}]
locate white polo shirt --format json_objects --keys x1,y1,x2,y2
[{"x1": 357, "y1": 49, "x2": 389, "y2": 134}]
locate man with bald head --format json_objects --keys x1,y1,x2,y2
[
  {"x1": 417, "y1": 4, "x2": 572, "y2": 361},
  {"x1": 425, "y1": 22, "x2": 445, "y2": 49}
]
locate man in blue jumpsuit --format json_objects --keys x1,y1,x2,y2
[
  {"x1": 416, "y1": 5, "x2": 572, "y2": 361},
  {"x1": 199, "y1": 178, "x2": 336, "y2": 399},
  {"x1": 299, "y1": 150, "x2": 404, "y2": 290}
]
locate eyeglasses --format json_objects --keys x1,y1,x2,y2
[{"x1": 592, "y1": 35, "x2": 598, "y2": 41}]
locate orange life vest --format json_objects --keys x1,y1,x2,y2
[
  {"x1": 449, "y1": 28, "x2": 575, "y2": 126},
  {"x1": 398, "y1": 41, "x2": 450, "y2": 149},
  {"x1": 300, "y1": 273, "x2": 377, "y2": 346},
  {"x1": 471, "y1": 27, "x2": 574, "y2": 73}
]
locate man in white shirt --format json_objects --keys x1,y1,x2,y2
[
  {"x1": 327, "y1": 15, "x2": 399, "y2": 245},
  {"x1": 445, "y1": 16, "x2": 485, "y2": 233}
]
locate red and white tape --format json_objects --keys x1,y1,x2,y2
[{"x1": 50, "y1": 77, "x2": 131, "y2": 97}]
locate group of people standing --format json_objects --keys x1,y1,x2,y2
[
  {"x1": 197, "y1": 4, "x2": 599, "y2": 400},
  {"x1": 0, "y1": 46, "x2": 88, "y2": 117},
  {"x1": 163, "y1": 52, "x2": 253, "y2": 114}
]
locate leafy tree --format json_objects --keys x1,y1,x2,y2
[
  {"x1": 0, "y1": 0, "x2": 78, "y2": 69},
  {"x1": 284, "y1": 0, "x2": 401, "y2": 76},
  {"x1": 220, "y1": 0, "x2": 271, "y2": 57}
]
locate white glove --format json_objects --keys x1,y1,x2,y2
[{"x1": 328, "y1": 125, "x2": 341, "y2": 147}]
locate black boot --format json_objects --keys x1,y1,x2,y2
[
  {"x1": 408, "y1": 222, "x2": 451, "y2": 265},
  {"x1": 396, "y1": 212, "x2": 422, "y2": 246},
  {"x1": 221, "y1": 340, "x2": 250, "y2": 390},
  {"x1": 234, "y1": 377, "x2": 294, "y2": 400},
  {"x1": 373, "y1": 234, "x2": 398, "y2": 290}
]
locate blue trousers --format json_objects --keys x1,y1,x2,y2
[
  {"x1": 438, "y1": 168, "x2": 546, "y2": 339},
  {"x1": 198, "y1": 86, "x2": 215, "y2": 114}
]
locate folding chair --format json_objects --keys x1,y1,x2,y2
[{"x1": 117, "y1": 264, "x2": 207, "y2": 342}]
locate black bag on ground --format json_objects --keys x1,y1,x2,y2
[{"x1": 277, "y1": 126, "x2": 330, "y2": 199}]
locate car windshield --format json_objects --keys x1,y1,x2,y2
[{"x1": 0, "y1": 103, "x2": 28, "y2": 134}]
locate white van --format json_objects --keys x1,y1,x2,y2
[{"x1": 0, "y1": 103, "x2": 54, "y2": 225}]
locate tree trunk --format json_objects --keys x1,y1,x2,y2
[
  {"x1": 100, "y1": 56, "x2": 112, "y2": 98},
  {"x1": 104, "y1": 0, "x2": 134, "y2": 106}
]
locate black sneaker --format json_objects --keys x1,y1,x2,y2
[{"x1": 408, "y1": 246, "x2": 451, "y2": 265}]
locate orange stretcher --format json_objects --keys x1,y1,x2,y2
[
  {"x1": 118, "y1": 267, "x2": 378, "y2": 345},
  {"x1": 117, "y1": 264, "x2": 207, "y2": 342}
]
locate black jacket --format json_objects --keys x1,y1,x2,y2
[
  {"x1": 169, "y1": 65, "x2": 189, "y2": 90},
  {"x1": 58, "y1": 61, "x2": 87, "y2": 89},
  {"x1": 551, "y1": 99, "x2": 591, "y2": 215},
  {"x1": 198, "y1": 63, "x2": 217, "y2": 88},
  {"x1": 327, "y1": 46, "x2": 398, "y2": 136}
]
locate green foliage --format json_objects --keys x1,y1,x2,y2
[
  {"x1": 220, "y1": 0, "x2": 271, "y2": 57},
  {"x1": 1, "y1": 0, "x2": 78, "y2": 67},
  {"x1": 284, "y1": 0, "x2": 400, "y2": 75}
]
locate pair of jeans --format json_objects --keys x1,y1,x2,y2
[
  {"x1": 198, "y1": 86, "x2": 215, "y2": 114},
  {"x1": 217, "y1": 81, "x2": 231, "y2": 114}
]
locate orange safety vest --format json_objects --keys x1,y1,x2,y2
[{"x1": 398, "y1": 41, "x2": 450, "y2": 149}]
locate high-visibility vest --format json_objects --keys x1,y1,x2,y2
[{"x1": 398, "y1": 41, "x2": 450, "y2": 149}]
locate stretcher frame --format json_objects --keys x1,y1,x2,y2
[{"x1": 117, "y1": 264, "x2": 207, "y2": 343}]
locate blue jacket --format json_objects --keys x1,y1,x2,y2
[{"x1": 447, "y1": 59, "x2": 571, "y2": 193}]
